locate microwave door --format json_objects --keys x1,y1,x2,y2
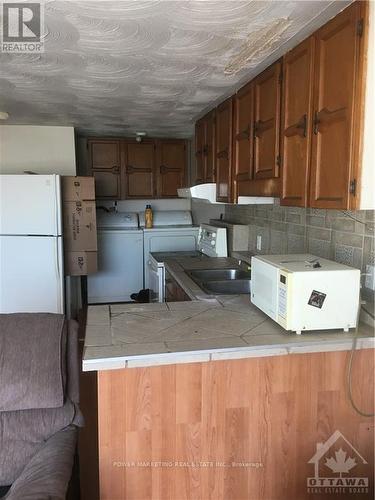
[{"x1": 251, "y1": 260, "x2": 279, "y2": 321}]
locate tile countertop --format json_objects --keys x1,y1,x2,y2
[{"x1": 83, "y1": 254, "x2": 374, "y2": 371}]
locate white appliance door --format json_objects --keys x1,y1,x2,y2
[
  {"x1": 87, "y1": 230, "x2": 144, "y2": 303},
  {"x1": 143, "y1": 229, "x2": 198, "y2": 288},
  {"x1": 0, "y1": 175, "x2": 61, "y2": 236},
  {"x1": 148, "y1": 261, "x2": 164, "y2": 303},
  {"x1": 251, "y1": 259, "x2": 279, "y2": 321},
  {"x1": 0, "y1": 235, "x2": 64, "y2": 313}
]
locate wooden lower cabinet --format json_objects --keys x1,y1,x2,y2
[
  {"x1": 97, "y1": 349, "x2": 374, "y2": 500},
  {"x1": 165, "y1": 270, "x2": 190, "y2": 302}
]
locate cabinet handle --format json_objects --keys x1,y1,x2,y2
[
  {"x1": 253, "y1": 119, "x2": 272, "y2": 138},
  {"x1": 217, "y1": 149, "x2": 228, "y2": 160},
  {"x1": 203, "y1": 145, "x2": 208, "y2": 155},
  {"x1": 284, "y1": 114, "x2": 307, "y2": 138},
  {"x1": 236, "y1": 124, "x2": 251, "y2": 140},
  {"x1": 297, "y1": 114, "x2": 307, "y2": 137},
  {"x1": 314, "y1": 107, "x2": 346, "y2": 135}
]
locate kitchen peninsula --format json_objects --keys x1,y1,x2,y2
[{"x1": 83, "y1": 255, "x2": 374, "y2": 500}]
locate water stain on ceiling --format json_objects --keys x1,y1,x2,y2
[{"x1": 0, "y1": 0, "x2": 350, "y2": 137}]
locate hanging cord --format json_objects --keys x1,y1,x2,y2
[{"x1": 346, "y1": 289, "x2": 375, "y2": 417}]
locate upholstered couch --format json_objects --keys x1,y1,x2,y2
[{"x1": 0, "y1": 313, "x2": 83, "y2": 500}]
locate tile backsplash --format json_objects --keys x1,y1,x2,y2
[{"x1": 224, "y1": 205, "x2": 375, "y2": 286}]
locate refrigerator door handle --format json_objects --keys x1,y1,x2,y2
[{"x1": 54, "y1": 237, "x2": 64, "y2": 313}]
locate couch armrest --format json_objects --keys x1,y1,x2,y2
[{"x1": 4, "y1": 426, "x2": 77, "y2": 500}]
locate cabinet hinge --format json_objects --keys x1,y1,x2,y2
[
  {"x1": 276, "y1": 155, "x2": 282, "y2": 168},
  {"x1": 349, "y1": 179, "x2": 357, "y2": 196},
  {"x1": 357, "y1": 18, "x2": 364, "y2": 37}
]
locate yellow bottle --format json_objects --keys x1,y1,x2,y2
[{"x1": 145, "y1": 204, "x2": 153, "y2": 229}]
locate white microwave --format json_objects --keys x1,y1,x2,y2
[{"x1": 250, "y1": 254, "x2": 360, "y2": 334}]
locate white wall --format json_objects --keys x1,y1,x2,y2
[
  {"x1": 97, "y1": 198, "x2": 191, "y2": 212},
  {"x1": 191, "y1": 199, "x2": 226, "y2": 225},
  {"x1": 0, "y1": 125, "x2": 76, "y2": 175}
]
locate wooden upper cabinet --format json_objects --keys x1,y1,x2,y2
[
  {"x1": 156, "y1": 140, "x2": 186, "y2": 198},
  {"x1": 123, "y1": 141, "x2": 155, "y2": 199},
  {"x1": 195, "y1": 120, "x2": 205, "y2": 183},
  {"x1": 281, "y1": 37, "x2": 315, "y2": 207},
  {"x1": 253, "y1": 61, "x2": 282, "y2": 180},
  {"x1": 88, "y1": 139, "x2": 122, "y2": 199},
  {"x1": 309, "y1": 2, "x2": 361, "y2": 209},
  {"x1": 92, "y1": 170, "x2": 121, "y2": 199},
  {"x1": 89, "y1": 139, "x2": 121, "y2": 170},
  {"x1": 204, "y1": 110, "x2": 216, "y2": 182},
  {"x1": 233, "y1": 81, "x2": 254, "y2": 199},
  {"x1": 216, "y1": 98, "x2": 233, "y2": 202},
  {"x1": 194, "y1": 111, "x2": 216, "y2": 184}
]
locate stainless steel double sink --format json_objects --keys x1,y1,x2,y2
[{"x1": 186, "y1": 268, "x2": 251, "y2": 295}]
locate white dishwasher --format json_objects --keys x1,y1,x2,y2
[{"x1": 87, "y1": 212, "x2": 143, "y2": 303}]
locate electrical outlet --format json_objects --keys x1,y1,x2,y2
[
  {"x1": 365, "y1": 265, "x2": 375, "y2": 291},
  {"x1": 256, "y1": 235, "x2": 262, "y2": 251}
]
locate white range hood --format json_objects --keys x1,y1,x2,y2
[
  {"x1": 177, "y1": 183, "x2": 217, "y2": 203},
  {"x1": 178, "y1": 183, "x2": 277, "y2": 205}
]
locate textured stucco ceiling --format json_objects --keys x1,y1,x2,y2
[{"x1": 0, "y1": 0, "x2": 350, "y2": 137}]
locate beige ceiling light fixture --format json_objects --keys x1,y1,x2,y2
[
  {"x1": 224, "y1": 17, "x2": 292, "y2": 75},
  {"x1": 0, "y1": 111, "x2": 9, "y2": 120}
]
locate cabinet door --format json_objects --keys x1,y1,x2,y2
[
  {"x1": 233, "y1": 81, "x2": 254, "y2": 200},
  {"x1": 216, "y1": 98, "x2": 233, "y2": 202},
  {"x1": 88, "y1": 139, "x2": 121, "y2": 170},
  {"x1": 204, "y1": 110, "x2": 216, "y2": 182},
  {"x1": 281, "y1": 37, "x2": 314, "y2": 207},
  {"x1": 156, "y1": 140, "x2": 186, "y2": 198},
  {"x1": 195, "y1": 120, "x2": 205, "y2": 184},
  {"x1": 93, "y1": 169, "x2": 121, "y2": 199},
  {"x1": 165, "y1": 270, "x2": 190, "y2": 302},
  {"x1": 88, "y1": 139, "x2": 122, "y2": 199},
  {"x1": 253, "y1": 61, "x2": 282, "y2": 180},
  {"x1": 124, "y1": 142, "x2": 155, "y2": 199},
  {"x1": 310, "y1": 2, "x2": 361, "y2": 209}
]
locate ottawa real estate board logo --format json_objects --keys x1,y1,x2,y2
[
  {"x1": 307, "y1": 430, "x2": 369, "y2": 495},
  {"x1": 1, "y1": 2, "x2": 44, "y2": 53}
]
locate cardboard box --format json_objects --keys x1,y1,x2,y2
[
  {"x1": 65, "y1": 251, "x2": 97, "y2": 276},
  {"x1": 62, "y1": 176, "x2": 95, "y2": 201},
  {"x1": 63, "y1": 200, "x2": 97, "y2": 251}
]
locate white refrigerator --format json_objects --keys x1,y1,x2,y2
[{"x1": 0, "y1": 175, "x2": 64, "y2": 314}]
